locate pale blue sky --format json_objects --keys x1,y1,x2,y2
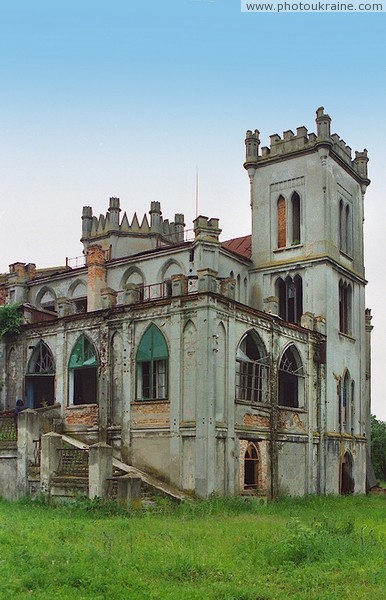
[{"x1": 1, "y1": 0, "x2": 385, "y2": 417}]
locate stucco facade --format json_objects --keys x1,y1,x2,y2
[{"x1": 0, "y1": 108, "x2": 372, "y2": 499}]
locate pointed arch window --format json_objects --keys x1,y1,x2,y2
[
  {"x1": 244, "y1": 443, "x2": 260, "y2": 490},
  {"x1": 277, "y1": 195, "x2": 286, "y2": 248},
  {"x1": 277, "y1": 192, "x2": 302, "y2": 249},
  {"x1": 136, "y1": 325, "x2": 168, "y2": 401},
  {"x1": 278, "y1": 346, "x2": 304, "y2": 408},
  {"x1": 339, "y1": 199, "x2": 353, "y2": 256},
  {"x1": 339, "y1": 371, "x2": 354, "y2": 434},
  {"x1": 291, "y1": 192, "x2": 301, "y2": 244},
  {"x1": 68, "y1": 336, "x2": 98, "y2": 405},
  {"x1": 339, "y1": 280, "x2": 352, "y2": 334},
  {"x1": 25, "y1": 342, "x2": 55, "y2": 408},
  {"x1": 28, "y1": 342, "x2": 55, "y2": 374},
  {"x1": 236, "y1": 332, "x2": 269, "y2": 403}
]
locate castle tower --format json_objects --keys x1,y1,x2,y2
[{"x1": 244, "y1": 108, "x2": 371, "y2": 493}]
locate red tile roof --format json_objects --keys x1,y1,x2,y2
[{"x1": 222, "y1": 235, "x2": 252, "y2": 259}]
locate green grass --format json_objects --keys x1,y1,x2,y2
[{"x1": 0, "y1": 494, "x2": 385, "y2": 599}]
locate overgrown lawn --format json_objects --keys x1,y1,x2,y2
[{"x1": 0, "y1": 494, "x2": 385, "y2": 599}]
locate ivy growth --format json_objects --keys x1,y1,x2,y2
[{"x1": 0, "y1": 303, "x2": 23, "y2": 339}]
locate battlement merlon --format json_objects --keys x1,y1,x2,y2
[{"x1": 243, "y1": 107, "x2": 370, "y2": 184}]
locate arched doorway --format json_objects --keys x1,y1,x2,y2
[
  {"x1": 244, "y1": 443, "x2": 259, "y2": 490},
  {"x1": 340, "y1": 451, "x2": 354, "y2": 494}
]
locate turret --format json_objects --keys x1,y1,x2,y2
[
  {"x1": 354, "y1": 150, "x2": 369, "y2": 180},
  {"x1": 108, "y1": 197, "x2": 121, "y2": 230},
  {"x1": 82, "y1": 206, "x2": 93, "y2": 240},
  {"x1": 149, "y1": 201, "x2": 162, "y2": 233},
  {"x1": 315, "y1": 106, "x2": 331, "y2": 140}
]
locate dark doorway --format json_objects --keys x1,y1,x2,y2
[{"x1": 340, "y1": 452, "x2": 354, "y2": 494}]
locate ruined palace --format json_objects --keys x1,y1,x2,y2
[{"x1": 0, "y1": 108, "x2": 373, "y2": 501}]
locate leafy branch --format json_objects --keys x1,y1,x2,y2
[{"x1": 0, "y1": 303, "x2": 23, "y2": 339}]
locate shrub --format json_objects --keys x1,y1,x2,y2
[{"x1": 0, "y1": 303, "x2": 23, "y2": 339}]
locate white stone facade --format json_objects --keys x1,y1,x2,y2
[{"x1": 0, "y1": 108, "x2": 372, "y2": 499}]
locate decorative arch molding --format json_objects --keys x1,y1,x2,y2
[
  {"x1": 67, "y1": 279, "x2": 88, "y2": 314},
  {"x1": 110, "y1": 330, "x2": 123, "y2": 426},
  {"x1": 120, "y1": 266, "x2": 145, "y2": 290},
  {"x1": 36, "y1": 286, "x2": 57, "y2": 312},
  {"x1": 158, "y1": 258, "x2": 185, "y2": 282},
  {"x1": 68, "y1": 279, "x2": 87, "y2": 299},
  {"x1": 182, "y1": 319, "x2": 197, "y2": 421}
]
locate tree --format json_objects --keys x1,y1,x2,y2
[
  {"x1": 0, "y1": 303, "x2": 23, "y2": 339},
  {"x1": 371, "y1": 415, "x2": 386, "y2": 481}
]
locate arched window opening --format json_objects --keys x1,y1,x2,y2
[
  {"x1": 244, "y1": 443, "x2": 259, "y2": 490},
  {"x1": 278, "y1": 346, "x2": 304, "y2": 408},
  {"x1": 339, "y1": 199, "x2": 353, "y2": 256},
  {"x1": 237, "y1": 274, "x2": 241, "y2": 302},
  {"x1": 38, "y1": 288, "x2": 57, "y2": 313},
  {"x1": 70, "y1": 282, "x2": 88, "y2": 314},
  {"x1": 277, "y1": 195, "x2": 286, "y2": 248},
  {"x1": 339, "y1": 199, "x2": 345, "y2": 253},
  {"x1": 291, "y1": 192, "x2": 301, "y2": 244},
  {"x1": 236, "y1": 332, "x2": 269, "y2": 404},
  {"x1": 136, "y1": 324, "x2": 168, "y2": 401},
  {"x1": 339, "y1": 280, "x2": 352, "y2": 334},
  {"x1": 339, "y1": 371, "x2": 353, "y2": 434},
  {"x1": 340, "y1": 451, "x2": 354, "y2": 494},
  {"x1": 68, "y1": 336, "x2": 98, "y2": 405},
  {"x1": 25, "y1": 342, "x2": 55, "y2": 408},
  {"x1": 345, "y1": 204, "x2": 352, "y2": 255},
  {"x1": 244, "y1": 277, "x2": 248, "y2": 304},
  {"x1": 276, "y1": 275, "x2": 303, "y2": 324}
]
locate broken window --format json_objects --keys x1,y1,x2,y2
[
  {"x1": 236, "y1": 332, "x2": 269, "y2": 403},
  {"x1": 25, "y1": 342, "x2": 55, "y2": 408},
  {"x1": 278, "y1": 345, "x2": 304, "y2": 408},
  {"x1": 276, "y1": 274, "x2": 303, "y2": 324},
  {"x1": 136, "y1": 324, "x2": 168, "y2": 401},
  {"x1": 68, "y1": 336, "x2": 98, "y2": 405}
]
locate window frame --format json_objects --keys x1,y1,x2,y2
[{"x1": 136, "y1": 325, "x2": 169, "y2": 402}]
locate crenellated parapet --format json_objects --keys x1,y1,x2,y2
[
  {"x1": 81, "y1": 197, "x2": 186, "y2": 259},
  {"x1": 244, "y1": 107, "x2": 370, "y2": 183}
]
